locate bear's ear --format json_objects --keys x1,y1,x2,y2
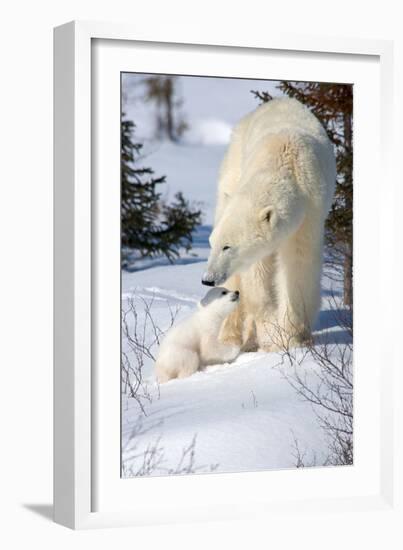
[{"x1": 259, "y1": 206, "x2": 273, "y2": 224}]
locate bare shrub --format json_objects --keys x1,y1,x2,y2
[
  {"x1": 241, "y1": 390, "x2": 259, "y2": 409},
  {"x1": 122, "y1": 417, "x2": 219, "y2": 477},
  {"x1": 121, "y1": 291, "x2": 180, "y2": 413},
  {"x1": 290, "y1": 431, "x2": 317, "y2": 468},
  {"x1": 273, "y1": 294, "x2": 353, "y2": 467}
]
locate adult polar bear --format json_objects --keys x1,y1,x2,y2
[{"x1": 202, "y1": 98, "x2": 336, "y2": 351}]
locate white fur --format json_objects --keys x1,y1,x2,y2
[
  {"x1": 155, "y1": 290, "x2": 240, "y2": 383},
  {"x1": 204, "y1": 98, "x2": 336, "y2": 351}
]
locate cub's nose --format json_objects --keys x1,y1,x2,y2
[{"x1": 231, "y1": 290, "x2": 240, "y2": 302}]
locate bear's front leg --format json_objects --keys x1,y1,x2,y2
[
  {"x1": 218, "y1": 308, "x2": 243, "y2": 347},
  {"x1": 255, "y1": 317, "x2": 284, "y2": 352},
  {"x1": 220, "y1": 311, "x2": 259, "y2": 352},
  {"x1": 256, "y1": 317, "x2": 311, "y2": 352},
  {"x1": 262, "y1": 218, "x2": 323, "y2": 352}
]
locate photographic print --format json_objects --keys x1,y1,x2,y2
[{"x1": 120, "y1": 73, "x2": 353, "y2": 478}]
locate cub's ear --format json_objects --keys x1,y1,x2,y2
[{"x1": 259, "y1": 206, "x2": 273, "y2": 224}]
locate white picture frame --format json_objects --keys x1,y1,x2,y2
[{"x1": 54, "y1": 20, "x2": 396, "y2": 530}]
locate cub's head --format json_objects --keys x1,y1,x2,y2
[{"x1": 199, "y1": 287, "x2": 240, "y2": 317}]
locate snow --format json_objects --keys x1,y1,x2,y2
[
  {"x1": 185, "y1": 118, "x2": 232, "y2": 145},
  {"x1": 121, "y1": 231, "x2": 350, "y2": 477}
]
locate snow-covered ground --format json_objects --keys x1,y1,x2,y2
[{"x1": 121, "y1": 228, "x2": 351, "y2": 477}]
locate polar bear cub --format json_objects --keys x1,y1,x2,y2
[{"x1": 155, "y1": 287, "x2": 241, "y2": 383}]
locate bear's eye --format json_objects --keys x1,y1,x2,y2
[
  {"x1": 222, "y1": 291, "x2": 227, "y2": 295},
  {"x1": 222, "y1": 245, "x2": 231, "y2": 251}
]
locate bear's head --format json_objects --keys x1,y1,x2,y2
[
  {"x1": 202, "y1": 188, "x2": 304, "y2": 287},
  {"x1": 199, "y1": 286, "x2": 240, "y2": 318}
]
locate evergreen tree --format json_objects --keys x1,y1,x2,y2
[
  {"x1": 252, "y1": 84, "x2": 353, "y2": 306},
  {"x1": 142, "y1": 76, "x2": 188, "y2": 141},
  {"x1": 121, "y1": 117, "x2": 201, "y2": 264}
]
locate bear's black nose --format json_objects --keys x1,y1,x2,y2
[{"x1": 201, "y1": 279, "x2": 215, "y2": 287}]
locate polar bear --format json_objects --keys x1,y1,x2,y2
[
  {"x1": 202, "y1": 98, "x2": 336, "y2": 351},
  {"x1": 155, "y1": 287, "x2": 241, "y2": 383}
]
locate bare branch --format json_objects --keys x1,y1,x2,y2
[
  {"x1": 121, "y1": 290, "x2": 180, "y2": 413},
  {"x1": 272, "y1": 296, "x2": 353, "y2": 466}
]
